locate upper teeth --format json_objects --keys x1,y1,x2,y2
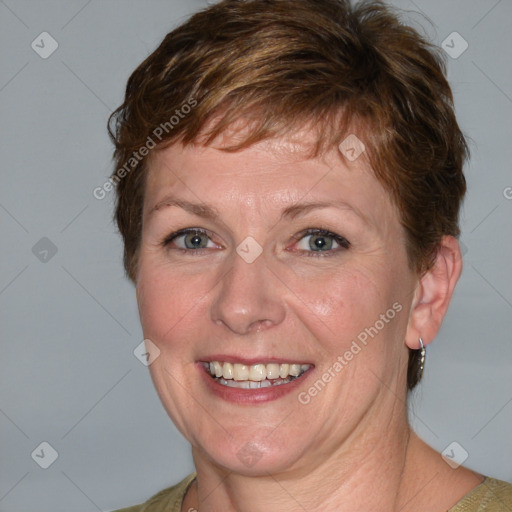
[{"x1": 207, "y1": 361, "x2": 311, "y2": 381}]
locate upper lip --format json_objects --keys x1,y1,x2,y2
[{"x1": 198, "y1": 355, "x2": 314, "y2": 366}]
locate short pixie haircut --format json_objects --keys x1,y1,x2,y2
[{"x1": 108, "y1": 0, "x2": 468, "y2": 390}]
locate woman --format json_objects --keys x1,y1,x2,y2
[{"x1": 109, "y1": 0, "x2": 512, "y2": 510}]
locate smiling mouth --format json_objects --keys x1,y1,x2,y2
[{"x1": 202, "y1": 361, "x2": 312, "y2": 389}]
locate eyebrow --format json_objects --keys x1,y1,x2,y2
[
  {"x1": 149, "y1": 198, "x2": 363, "y2": 222},
  {"x1": 150, "y1": 198, "x2": 219, "y2": 219}
]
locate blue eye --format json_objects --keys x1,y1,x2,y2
[
  {"x1": 162, "y1": 227, "x2": 350, "y2": 256},
  {"x1": 163, "y1": 228, "x2": 215, "y2": 250},
  {"x1": 293, "y1": 228, "x2": 350, "y2": 256}
]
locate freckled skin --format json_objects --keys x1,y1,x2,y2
[{"x1": 135, "y1": 135, "x2": 478, "y2": 511}]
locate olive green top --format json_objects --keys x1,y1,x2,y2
[{"x1": 113, "y1": 474, "x2": 512, "y2": 512}]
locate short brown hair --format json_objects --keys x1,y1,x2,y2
[{"x1": 108, "y1": 0, "x2": 468, "y2": 389}]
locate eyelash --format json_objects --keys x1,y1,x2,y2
[
  {"x1": 291, "y1": 227, "x2": 350, "y2": 257},
  {"x1": 162, "y1": 227, "x2": 350, "y2": 257}
]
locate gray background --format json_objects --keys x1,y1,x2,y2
[{"x1": 0, "y1": 0, "x2": 510, "y2": 510}]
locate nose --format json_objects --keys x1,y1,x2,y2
[{"x1": 209, "y1": 248, "x2": 286, "y2": 335}]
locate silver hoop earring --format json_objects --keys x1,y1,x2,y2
[{"x1": 418, "y1": 337, "x2": 426, "y2": 381}]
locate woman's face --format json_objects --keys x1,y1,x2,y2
[{"x1": 136, "y1": 132, "x2": 418, "y2": 475}]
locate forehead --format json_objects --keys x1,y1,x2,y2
[{"x1": 143, "y1": 134, "x2": 398, "y2": 231}]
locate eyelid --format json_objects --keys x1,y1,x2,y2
[
  {"x1": 291, "y1": 227, "x2": 349, "y2": 243},
  {"x1": 162, "y1": 227, "x2": 350, "y2": 255},
  {"x1": 289, "y1": 227, "x2": 351, "y2": 254},
  {"x1": 162, "y1": 227, "x2": 219, "y2": 248}
]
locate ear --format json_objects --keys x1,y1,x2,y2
[{"x1": 405, "y1": 236, "x2": 463, "y2": 349}]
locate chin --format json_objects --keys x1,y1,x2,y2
[{"x1": 195, "y1": 433, "x2": 307, "y2": 476}]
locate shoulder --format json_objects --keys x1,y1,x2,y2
[
  {"x1": 448, "y1": 477, "x2": 512, "y2": 511},
  {"x1": 111, "y1": 473, "x2": 197, "y2": 512}
]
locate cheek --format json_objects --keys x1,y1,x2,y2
[
  {"x1": 285, "y1": 263, "x2": 393, "y2": 339},
  {"x1": 284, "y1": 261, "x2": 410, "y2": 384},
  {"x1": 136, "y1": 256, "x2": 210, "y2": 344}
]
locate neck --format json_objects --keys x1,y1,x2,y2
[{"x1": 185, "y1": 413, "x2": 428, "y2": 512}]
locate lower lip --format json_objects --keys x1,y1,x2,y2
[{"x1": 196, "y1": 363, "x2": 314, "y2": 404}]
